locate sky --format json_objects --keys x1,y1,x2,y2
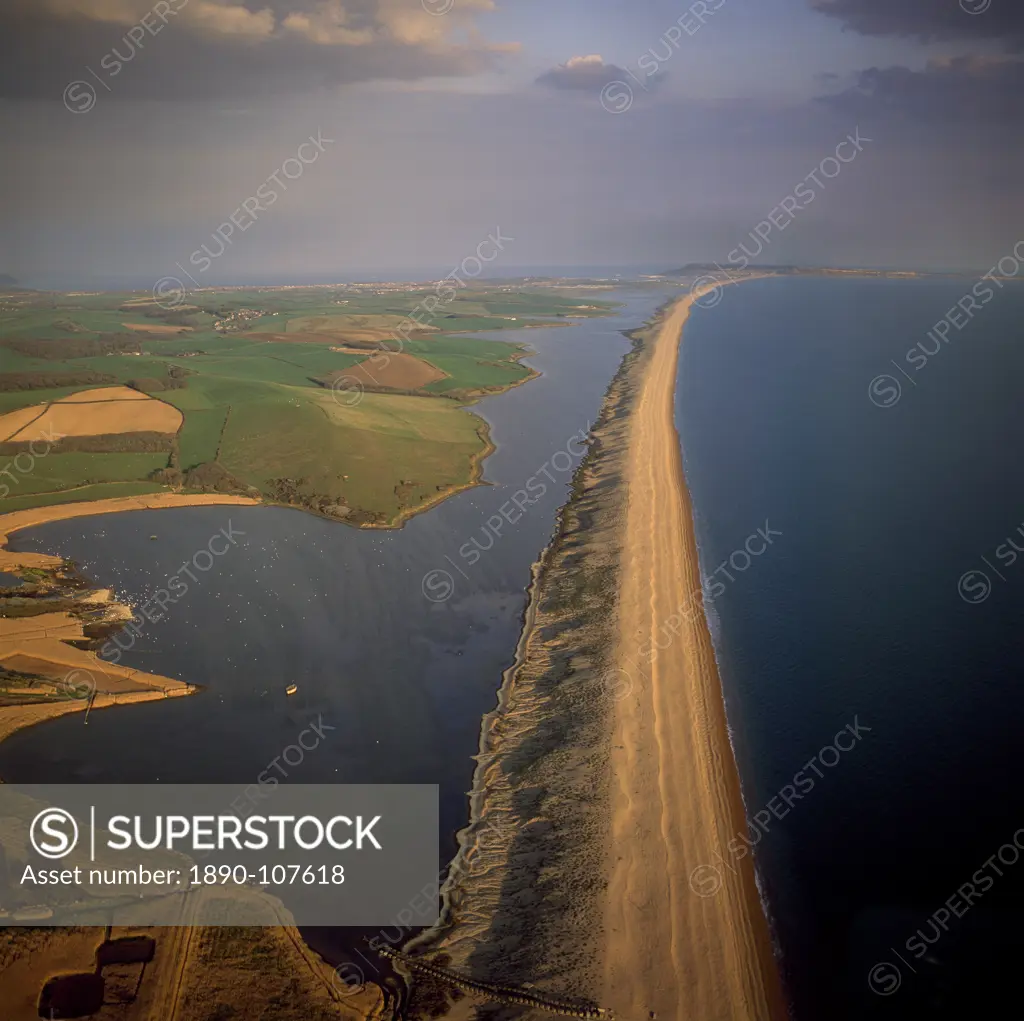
[{"x1": 0, "y1": 0, "x2": 1021, "y2": 288}]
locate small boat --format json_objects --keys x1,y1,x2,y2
[
  {"x1": 149, "y1": 535, "x2": 158, "y2": 540},
  {"x1": 286, "y1": 684, "x2": 298, "y2": 696}
]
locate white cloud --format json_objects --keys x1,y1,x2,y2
[{"x1": 189, "y1": 2, "x2": 276, "y2": 39}]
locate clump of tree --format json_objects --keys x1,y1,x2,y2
[
  {"x1": 0, "y1": 432, "x2": 174, "y2": 455},
  {"x1": 267, "y1": 477, "x2": 357, "y2": 521},
  {"x1": 179, "y1": 461, "x2": 259, "y2": 497},
  {"x1": 126, "y1": 367, "x2": 190, "y2": 394},
  {"x1": 129, "y1": 304, "x2": 203, "y2": 328},
  {"x1": 320, "y1": 338, "x2": 403, "y2": 352},
  {"x1": 0, "y1": 370, "x2": 117, "y2": 391},
  {"x1": 127, "y1": 377, "x2": 168, "y2": 393},
  {"x1": 2, "y1": 333, "x2": 141, "y2": 360},
  {"x1": 53, "y1": 318, "x2": 92, "y2": 333},
  {"x1": 148, "y1": 466, "x2": 183, "y2": 487}
]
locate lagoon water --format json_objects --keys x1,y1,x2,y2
[
  {"x1": 0, "y1": 289, "x2": 657, "y2": 973},
  {"x1": 678, "y1": 276, "x2": 1024, "y2": 1020}
]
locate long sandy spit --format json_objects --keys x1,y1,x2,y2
[{"x1": 603, "y1": 287, "x2": 786, "y2": 1020}]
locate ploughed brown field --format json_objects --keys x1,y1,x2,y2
[
  {"x1": 0, "y1": 385, "x2": 183, "y2": 441},
  {"x1": 121, "y1": 322, "x2": 193, "y2": 334},
  {"x1": 336, "y1": 352, "x2": 448, "y2": 390}
]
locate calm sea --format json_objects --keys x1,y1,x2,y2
[{"x1": 678, "y1": 276, "x2": 1024, "y2": 1020}]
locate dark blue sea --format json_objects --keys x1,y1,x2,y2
[{"x1": 677, "y1": 276, "x2": 1024, "y2": 1020}]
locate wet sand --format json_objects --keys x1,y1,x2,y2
[{"x1": 604, "y1": 288, "x2": 785, "y2": 1020}]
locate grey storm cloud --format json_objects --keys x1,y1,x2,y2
[
  {"x1": 812, "y1": 0, "x2": 1024, "y2": 122},
  {"x1": 819, "y1": 55, "x2": 1024, "y2": 122},
  {"x1": 810, "y1": 0, "x2": 1024, "y2": 50},
  {"x1": 0, "y1": 0, "x2": 517, "y2": 100}
]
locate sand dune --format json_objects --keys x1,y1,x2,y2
[{"x1": 603, "y1": 289, "x2": 785, "y2": 1020}]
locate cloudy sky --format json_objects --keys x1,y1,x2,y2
[{"x1": 0, "y1": 0, "x2": 1020, "y2": 288}]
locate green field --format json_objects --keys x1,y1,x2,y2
[
  {"x1": 176, "y1": 407, "x2": 229, "y2": 469},
  {"x1": 0, "y1": 282, "x2": 615, "y2": 525},
  {"x1": 0, "y1": 481, "x2": 166, "y2": 512},
  {"x1": 420, "y1": 354, "x2": 533, "y2": 394},
  {"x1": 0, "y1": 452, "x2": 170, "y2": 495}
]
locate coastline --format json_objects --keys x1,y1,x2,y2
[
  {"x1": 0, "y1": 492, "x2": 260, "y2": 561},
  {"x1": 0, "y1": 494, "x2": 249, "y2": 750},
  {"x1": 0, "y1": 686, "x2": 194, "y2": 748},
  {"x1": 404, "y1": 290, "x2": 642, "y2": 1009},
  {"x1": 604, "y1": 286, "x2": 784, "y2": 1019},
  {"x1": 0, "y1": 335, "x2": 547, "y2": 750},
  {"x1": 405, "y1": 279, "x2": 785, "y2": 1020},
  {"x1": 0, "y1": 307, "x2": 625, "y2": 537}
]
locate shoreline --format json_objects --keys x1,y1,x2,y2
[
  {"x1": 0, "y1": 492, "x2": 260, "y2": 561},
  {"x1": 404, "y1": 290, "x2": 643, "y2": 1009},
  {"x1": 404, "y1": 277, "x2": 785, "y2": 1020},
  {"x1": 0, "y1": 686, "x2": 194, "y2": 749},
  {"x1": 604, "y1": 285, "x2": 784, "y2": 1019},
  {"x1": 0, "y1": 315, "x2": 588, "y2": 538},
  {"x1": 0, "y1": 494, "x2": 245, "y2": 750}
]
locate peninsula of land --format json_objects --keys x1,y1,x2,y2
[
  {"x1": 0, "y1": 282, "x2": 613, "y2": 527},
  {"x1": 0, "y1": 494, "x2": 262, "y2": 747},
  {"x1": 404, "y1": 278, "x2": 785, "y2": 1021}
]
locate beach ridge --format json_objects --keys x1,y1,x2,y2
[
  {"x1": 402, "y1": 277, "x2": 784, "y2": 1020},
  {"x1": 604, "y1": 283, "x2": 785, "y2": 1019}
]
